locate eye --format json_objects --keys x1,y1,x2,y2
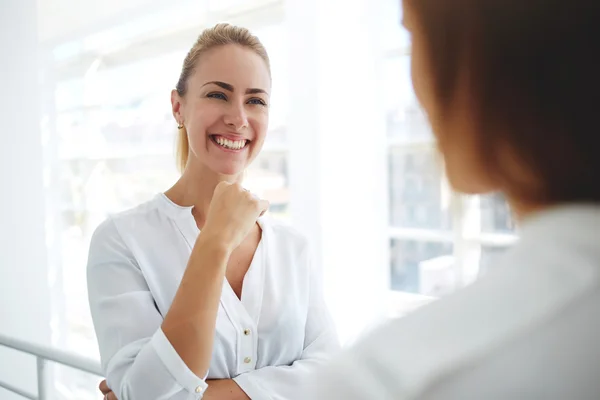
[
  {"x1": 207, "y1": 92, "x2": 227, "y2": 100},
  {"x1": 248, "y1": 97, "x2": 267, "y2": 106}
]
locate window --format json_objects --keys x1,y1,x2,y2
[{"x1": 391, "y1": 239, "x2": 454, "y2": 295}]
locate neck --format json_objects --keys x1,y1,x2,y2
[{"x1": 165, "y1": 161, "x2": 243, "y2": 228}]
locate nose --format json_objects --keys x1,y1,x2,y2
[{"x1": 224, "y1": 103, "x2": 249, "y2": 131}]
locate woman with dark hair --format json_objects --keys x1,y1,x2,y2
[{"x1": 311, "y1": 1, "x2": 600, "y2": 398}]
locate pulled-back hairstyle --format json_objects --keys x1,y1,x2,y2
[{"x1": 174, "y1": 23, "x2": 270, "y2": 172}]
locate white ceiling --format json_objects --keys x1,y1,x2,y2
[
  {"x1": 36, "y1": 0, "x2": 268, "y2": 44},
  {"x1": 37, "y1": 0, "x2": 169, "y2": 43},
  {"x1": 42, "y1": 0, "x2": 284, "y2": 80}
]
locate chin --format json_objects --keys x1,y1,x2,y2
[
  {"x1": 448, "y1": 174, "x2": 496, "y2": 195},
  {"x1": 211, "y1": 163, "x2": 246, "y2": 177}
]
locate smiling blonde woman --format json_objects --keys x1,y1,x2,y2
[{"x1": 87, "y1": 23, "x2": 339, "y2": 400}]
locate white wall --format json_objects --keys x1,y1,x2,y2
[
  {"x1": 286, "y1": 0, "x2": 390, "y2": 344},
  {"x1": 0, "y1": 0, "x2": 52, "y2": 398}
]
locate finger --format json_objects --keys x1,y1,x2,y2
[
  {"x1": 241, "y1": 189, "x2": 261, "y2": 207},
  {"x1": 107, "y1": 391, "x2": 118, "y2": 400},
  {"x1": 99, "y1": 380, "x2": 110, "y2": 395}
]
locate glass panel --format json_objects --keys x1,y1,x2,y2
[
  {"x1": 384, "y1": 56, "x2": 432, "y2": 142},
  {"x1": 390, "y1": 239, "x2": 454, "y2": 296},
  {"x1": 388, "y1": 146, "x2": 452, "y2": 230},
  {"x1": 480, "y1": 192, "x2": 516, "y2": 233},
  {"x1": 479, "y1": 245, "x2": 511, "y2": 276}
]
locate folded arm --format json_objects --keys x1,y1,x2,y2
[{"x1": 88, "y1": 218, "x2": 228, "y2": 399}]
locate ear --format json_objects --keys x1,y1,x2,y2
[{"x1": 171, "y1": 89, "x2": 183, "y2": 123}]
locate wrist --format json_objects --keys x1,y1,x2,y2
[{"x1": 196, "y1": 229, "x2": 235, "y2": 256}]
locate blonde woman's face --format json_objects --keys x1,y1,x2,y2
[{"x1": 176, "y1": 44, "x2": 271, "y2": 176}]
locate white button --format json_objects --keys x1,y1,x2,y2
[
  {"x1": 195, "y1": 386, "x2": 203, "y2": 393},
  {"x1": 244, "y1": 357, "x2": 252, "y2": 364}
]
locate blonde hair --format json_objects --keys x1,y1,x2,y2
[{"x1": 175, "y1": 23, "x2": 271, "y2": 173}]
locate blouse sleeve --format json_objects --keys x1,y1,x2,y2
[{"x1": 87, "y1": 218, "x2": 208, "y2": 400}]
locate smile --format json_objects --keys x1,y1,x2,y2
[{"x1": 210, "y1": 135, "x2": 249, "y2": 151}]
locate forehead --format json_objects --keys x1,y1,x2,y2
[{"x1": 192, "y1": 44, "x2": 271, "y2": 91}]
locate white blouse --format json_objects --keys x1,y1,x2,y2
[
  {"x1": 309, "y1": 205, "x2": 600, "y2": 400},
  {"x1": 87, "y1": 193, "x2": 339, "y2": 400}
]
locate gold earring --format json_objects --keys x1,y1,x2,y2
[{"x1": 177, "y1": 122, "x2": 184, "y2": 129}]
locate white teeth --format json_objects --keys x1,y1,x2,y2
[{"x1": 214, "y1": 136, "x2": 246, "y2": 150}]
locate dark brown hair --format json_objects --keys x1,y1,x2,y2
[{"x1": 405, "y1": 0, "x2": 600, "y2": 204}]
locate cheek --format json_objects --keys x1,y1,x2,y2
[
  {"x1": 410, "y1": 40, "x2": 431, "y2": 115},
  {"x1": 186, "y1": 104, "x2": 220, "y2": 143},
  {"x1": 410, "y1": 50, "x2": 423, "y2": 106},
  {"x1": 250, "y1": 110, "x2": 269, "y2": 142},
  {"x1": 191, "y1": 102, "x2": 220, "y2": 128}
]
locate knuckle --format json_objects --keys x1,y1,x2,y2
[{"x1": 241, "y1": 190, "x2": 253, "y2": 201}]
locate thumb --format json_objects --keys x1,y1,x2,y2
[{"x1": 214, "y1": 180, "x2": 233, "y2": 196}]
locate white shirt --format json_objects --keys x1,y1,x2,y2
[
  {"x1": 87, "y1": 193, "x2": 339, "y2": 400},
  {"x1": 311, "y1": 204, "x2": 600, "y2": 400}
]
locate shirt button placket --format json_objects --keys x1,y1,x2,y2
[{"x1": 241, "y1": 325, "x2": 254, "y2": 371}]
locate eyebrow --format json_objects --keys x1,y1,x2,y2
[{"x1": 202, "y1": 81, "x2": 269, "y2": 95}]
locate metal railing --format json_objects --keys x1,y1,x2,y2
[{"x1": 0, "y1": 333, "x2": 102, "y2": 400}]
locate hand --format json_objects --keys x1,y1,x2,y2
[
  {"x1": 99, "y1": 379, "x2": 117, "y2": 400},
  {"x1": 203, "y1": 182, "x2": 269, "y2": 251},
  {"x1": 204, "y1": 379, "x2": 250, "y2": 400}
]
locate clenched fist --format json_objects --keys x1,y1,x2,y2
[{"x1": 202, "y1": 182, "x2": 269, "y2": 251}]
